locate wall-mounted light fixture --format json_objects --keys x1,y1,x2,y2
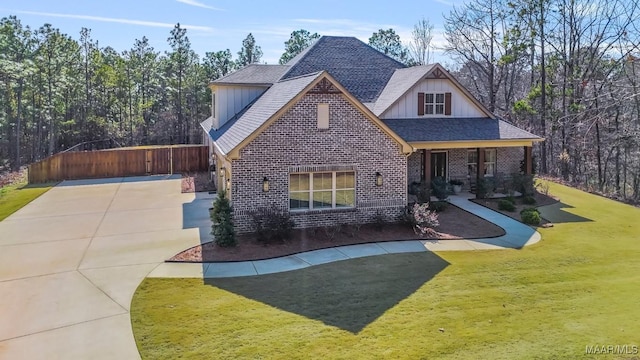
[
  {"x1": 262, "y1": 177, "x2": 270, "y2": 192},
  {"x1": 219, "y1": 167, "x2": 226, "y2": 177},
  {"x1": 375, "y1": 172, "x2": 383, "y2": 187},
  {"x1": 226, "y1": 179, "x2": 230, "y2": 191}
]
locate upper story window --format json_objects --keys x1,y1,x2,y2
[
  {"x1": 418, "y1": 92, "x2": 452, "y2": 116},
  {"x1": 426, "y1": 93, "x2": 445, "y2": 115}
]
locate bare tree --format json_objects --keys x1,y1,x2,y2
[{"x1": 408, "y1": 18, "x2": 434, "y2": 66}]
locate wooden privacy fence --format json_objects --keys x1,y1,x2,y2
[{"x1": 28, "y1": 145, "x2": 209, "y2": 183}]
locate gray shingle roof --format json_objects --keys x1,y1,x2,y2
[
  {"x1": 382, "y1": 118, "x2": 542, "y2": 142},
  {"x1": 281, "y1": 36, "x2": 406, "y2": 102},
  {"x1": 370, "y1": 65, "x2": 434, "y2": 116},
  {"x1": 212, "y1": 64, "x2": 290, "y2": 85},
  {"x1": 212, "y1": 72, "x2": 323, "y2": 154}
]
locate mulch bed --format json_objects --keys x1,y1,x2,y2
[
  {"x1": 181, "y1": 172, "x2": 216, "y2": 193},
  {"x1": 471, "y1": 191, "x2": 559, "y2": 226},
  {"x1": 170, "y1": 203, "x2": 505, "y2": 262}
]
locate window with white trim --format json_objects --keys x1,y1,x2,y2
[
  {"x1": 468, "y1": 149, "x2": 497, "y2": 177},
  {"x1": 289, "y1": 171, "x2": 355, "y2": 210},
  {"x1": 484, "y1": 149, "x2": 496, "y2": 176},
  {"x1": 467, "y1": 150, "x2": 477, "y2": 178},
  {"x1": 425, "y1": 93, "x2": 445, "y2": 115}
]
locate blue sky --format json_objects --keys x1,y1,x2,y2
[{"x1": 1, "y1": 0, "x2": 459, "y2": 64}]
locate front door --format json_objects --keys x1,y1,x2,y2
[{"x1": 431, "y1": 151, "x2": 447, "y2": 180}]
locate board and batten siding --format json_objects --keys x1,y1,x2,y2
[
  {"x1": 215, "y1": 85, "x2": 267, "y2": 128},
  {"x1": 380, "y1": 79, "x2": 486, "y2": 119}
]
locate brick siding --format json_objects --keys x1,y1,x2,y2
[{"x1": 229, "y1": 89, "x2": 407, "y2": 233}]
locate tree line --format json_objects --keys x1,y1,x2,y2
[
  {"x1": 2, "y1": 5, "x2": 640, "y2": 201},
  {"x1": 0, "y1": 17, "x2": 264, "y2": 169}
]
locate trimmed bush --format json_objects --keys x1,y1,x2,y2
[
  {"x1": 504, "y1": 196, "x2": 516, "y2": 204},
  {"x1": 429, "y1": 201, "x2": 449, "y2": 212},
  {"x1": 498, "y1": 199, "x2": 516, "y2": 212},
  {"x1": 511, "y1": 173, "x2": 535, "y2": 196},
  {"x1": 475, "y1": 178, "x2": 494, "y2": 199},
  {"x1": 520, "y1": 208, "x2": 541, "y2": 225},
  {"x1": 522, "y1": 195, "x2": 537, "y2": 205},
  {"x1": 431, "y1": 177, "x2": 449, "y2": 201},
  {"x1": 211, "y1": 189, "x2": 236, "y2": 247},
  {"x1": 415, "y1": 182, "x2": 431, "y2": 203},
  {"x1": 248, "y1": 205, "x2": 295, "y2": 243}
]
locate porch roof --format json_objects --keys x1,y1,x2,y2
[{"x1": 382, "y1": 118, "x2": 542, "y2": 145}]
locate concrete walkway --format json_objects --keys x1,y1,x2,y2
[
  {"x1": 0, "y1": 175, "x2": 213, "y2": 360},
  {"x1": 150, "y1": 192, "x2": 541, "y2": 279}
]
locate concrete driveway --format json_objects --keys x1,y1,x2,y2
[{"x1": 0, "y1": 175, "x2": 213, "y2": 359}]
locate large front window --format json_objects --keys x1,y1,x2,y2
[
  {"x1": 425, "y1": 93, "x2": 445, "y2": 115},
  {"x1": 289, "y1": 172, "x2": 355, "y2": 210}
]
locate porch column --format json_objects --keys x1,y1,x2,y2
[
  {"x1": 524, "y1": 146, "x2": 533, "y2": 175},
  {"x1": 476, "y1": 148, "x2": 485, "y2": 181},
  {"x1": 423, "y1": 149, "x2": 431, "y2": 186}
]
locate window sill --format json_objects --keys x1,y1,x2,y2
[{"x1": 290, "y1": 207, "x2": 356, "y2": 215}]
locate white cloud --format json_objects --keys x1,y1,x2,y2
[
  {"x1": 175, "y1": 0, "x2": 223, "y2": 11},
  {"x1": 11, "y1": 10, "x2": 215, "y2": 32}
]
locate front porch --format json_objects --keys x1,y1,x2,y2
[{"x1": 407, "y1": 146, "x2": 534, "y2": 196}]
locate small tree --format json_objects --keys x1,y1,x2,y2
[
  {"x1": 211, "y1": 189, "x2": 236, "y2": 247},
  {"x1": 412, "y1": 203, "x2": 440, "y2": 236}
]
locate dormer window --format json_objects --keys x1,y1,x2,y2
[
  {"x1": 426, "y1": 93, "x2": 444, "y2": 114},
  {"x1": 418, "y1": 92, "x2": 452, "y2": 116}
]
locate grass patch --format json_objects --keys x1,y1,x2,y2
[
  {"x1": 131, "y1": 181, "x2": 640, "y2": 359},
  {"x1": 0, "y1": 182, "x2": 55, "y2": 221}
]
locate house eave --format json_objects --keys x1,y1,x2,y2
[{"x1": 411, "y1": 138, "x2": 543, "y2": 149}]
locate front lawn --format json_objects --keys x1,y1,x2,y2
[
  {"x1": 131, "y1": 181, "x2": 640, "y2": 359},
  {"x1": 0, "y1": 181, "x2": 55, "y2": 221}
]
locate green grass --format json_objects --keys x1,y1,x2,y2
[
  {"x1": 0, "y1": 182, "x2": 55, "y2": 221},
  {"x1": 131, "y1": 181, "x2": 640, "y2": 359}
]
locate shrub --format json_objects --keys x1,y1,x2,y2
[
  {"x1": 520, "y1": 207, "x2": 541, "y2": 225},
  {"x1": 449, "y1": 179, "x2": 463, "y2": 186},
  {"x1": 535, "y1": 180, "x2": 550, "y2": 196},
  {"x1": 431, "y1": 177, "x2": 450, "y2": 201},
  {"x1": 429, "y1": 201, "x2": 449, "y2": 212},
  {"x1": 372, "y1": 209, "x2": 388, "y2": 231},
  {"x1": 408, "y1": 181, "x2": 421, "y2": 195},
  {"x1": 522, "y1": 195, "x2": 537, "y2": 205},
  {"x1": 475, "y1": 178, "x2": 494, "y2": 199},
  {"x1": 412, "y1": 203, "x2": 440, "y2": 236},
  {"x1": 248, "y1": 205, "x2": 295, "y2": 243},
  {"x1": 504, "y1": 196, "x2": 516, "y2": 204},
  {"x1": 511, "y1": 173, "x2": 535, "y2": 196},
  {"x1": 211, "y1": 189, "x2": 236, "y2": 247},
  {"x1": 415, "y1": 182, "x2": 432, "y2": 203},
  {"x1": 498, "y1": 199, "x2": 516, "y2": 212},
  {"x1": 323, "y1": 223, "x2": 342, "y2": 240}
]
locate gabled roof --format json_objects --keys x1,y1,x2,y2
[
  {"x1": 212, "y1": 72, "x2": 324, "y2": 155},
  {"x1": 207, "y1": 71, "x2": 412, "y2": 159},
  {"x1": 370, "y1": 63, "x2": 495, "y2": 119},
  {"x1": 211, "y1": 64, "x2": 290, "y2": 86},
  {"x1": 281, "y1": 36, "x2": 406, "y2": 103},
  {"x1": 382, "y1": 118, "x2": 542, "y2": 143},
  {"x1": 369, "y1": 65, "x2": 435, "y2": 116}
]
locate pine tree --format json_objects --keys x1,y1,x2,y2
[{"x1": 211, "y1": 189, "x2": 236, "y2": 247}]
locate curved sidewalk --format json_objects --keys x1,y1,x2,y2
[{"x1": 149, "y1": 193, "x2": 541, "y2": 279}]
